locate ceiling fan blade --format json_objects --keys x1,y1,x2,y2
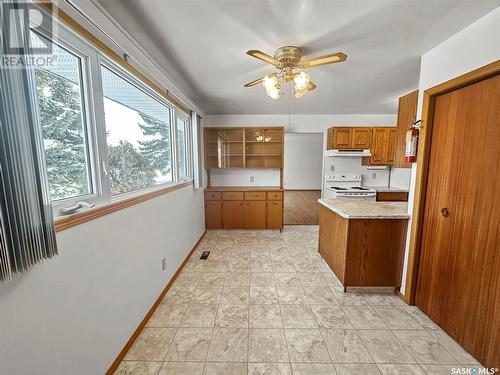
[
  {"x1": 243, "y1": 73, "x2": 276, "y2": 87},
  {"x1": 299, "y1": 52, "x2": 347, "y2": 68},
  {"x1": 247, "y1": 50, "x2": 282, "y2": 67},
  {"x1": 307, "y1": 81, "x2": 317, "y2": 91}
]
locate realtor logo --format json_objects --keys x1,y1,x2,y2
[{"x1": 1, "y1": 1, "x2": 56, "y2": 58}]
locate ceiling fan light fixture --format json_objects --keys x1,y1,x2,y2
[
  {"x1": 294, "y1": 87, "x2": 308, "y2": 98},
  {"x1": 263, "y1": 75, "x2": 278, "y2": 91},
  {"x1": 293, "y1": 71, "x2": 310, "y2": 91}
]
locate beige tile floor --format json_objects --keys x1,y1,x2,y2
[{"x1": 115, "y1": 226, "x2": 484, "y2": 375}]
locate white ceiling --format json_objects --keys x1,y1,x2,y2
[{"x1": 96, "y1": 0, "x2": 500, "y2": 115}]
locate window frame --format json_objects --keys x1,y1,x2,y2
[
  {"x1": 174, "y1": 110, "x2": 192, "y2": 180},
  {"x1": 97, "y1": 56, "x2": 181, "y2": 201},
  {"x1": 30, "y1": 25, "x2": 108, "y2": 215},
  {"x1": 31, "y1": 9, "x2": 196, "y2": 220}
]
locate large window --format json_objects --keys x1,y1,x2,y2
[
  {"x1": 100, "y1": 65, "x2": 173, "y2": 196},
  {"x1": 30, "y1": 16, "x2": 195, "y2": 217},
  {"x1": 31, "y1": 31, "x2": 92, "y2": 201}
]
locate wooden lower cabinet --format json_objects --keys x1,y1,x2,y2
[
  {"x1": 204, "y1": 189, "x2": 283, "y2": 230},
  {"x1": 244, "y1": 201, "x2": 266, "y2": 229},
  {"x1": 205, "y1": 201, "x2": 222, "y2": 229},
  {"x1": 222, "y1": 201, "x2": 245, "y2": 229},
  {"x1": 267, "y1": 201, "x2": 283, "y2": 229},
  {"x1": 376, "y1": 191, "x2": 409, "y2": 202}
]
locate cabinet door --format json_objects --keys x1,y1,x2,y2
[
  {"x1": 205, "y1": 200, "x2": 221, "y2": 229},
  {"x1": 222, "y1": 201, "x2": 245, "y2": 229},
  {"x1": 332, "y1": 128, "x2": 352, "y2": 149},
  {"x1": 370, "y1": 128, "x2": 389, "y2": 164},
  {"x1": 387, "y1": 128, "x2": 396, "y2": 164},
  {"x1": 245, "y1": 201, "x2": 267, "y2": 229},
  {"x1": 266, "y1": 201, "x2": 283, "y2": 229},
  {"x1": 352, "y1": 128, "x2": 371, "y2": 149},
  {"x1": 395, "y1": 90, "x2": 418, "y2": 168}
]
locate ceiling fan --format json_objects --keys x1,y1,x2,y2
[{"x1": 244, "y1": 46, "x2": 347, "y2": 99}]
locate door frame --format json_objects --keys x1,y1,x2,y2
[{"x1": 404, "y1": 59, "x2": 500, "y2": 305}]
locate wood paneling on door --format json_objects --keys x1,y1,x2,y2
[
  {"x1": 415, "y1": 74, "x2": 500, "y2": 368},
  {"x1": 205, "y1": 201, "x2": 221, "y2": 229},
  {"x1": 394, "y1": 90, "x2": 418, "y2": 168},
  {"x1": 370, "y1": 128, "x2": 389, "y2": 164},
  {"x1": 222, "y1": 201, "x2": 245, "y2": 229},
  {"x1": 244, "y1": 201, "x2": 266, "y2": 229}
]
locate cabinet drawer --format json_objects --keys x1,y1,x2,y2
[
  {"x1": 205, "y1": 191, "x2": 221, "y2": 200},
  {"x1": 376, "y1": 191, "x2": 408, "y2": 202},
  {"x1": 267, "y1": 191, "x2": 283, "y2": 201},
  {"x1": 244, "y1": 191, "x2": 266, "y2": 200},
  {"x1": 222, "y1": 191, "x2": 244, "y2": 200}
]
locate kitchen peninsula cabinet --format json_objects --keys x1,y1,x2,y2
[{"x1": 318, "y1": 198, "x2": 408, "y2": 288}]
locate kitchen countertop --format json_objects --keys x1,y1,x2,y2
[
  {"x1": 365, "y1": 186, "x2": 409, "y2": 193},
  {"x1": 205, "y1": 186, "x2": 284, "y2": 191},
  {"x1": 318, "y1": 198, "x2": 410, "y2": 219}
]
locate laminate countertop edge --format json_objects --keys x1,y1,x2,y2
[
  {"x1": 318, "y1": 198, "x2": 410, "y2": 219},
  {"x1": 205, "y1": 186, "x2": 284, "y2": 192}
]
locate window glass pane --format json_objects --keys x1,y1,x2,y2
[
  {"x1": 31, "y1": 32, "x2": 91, "y2": 201},
  {"x1": 176, "y1": 117, "x2": 189, "y2": 178},
  {"x1": 100, "y1": 65, "x2": 172, "y2": 195}
]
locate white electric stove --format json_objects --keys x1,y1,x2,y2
[{"x1": 324, "y1": 173, "x2": 376, "y2": 200}]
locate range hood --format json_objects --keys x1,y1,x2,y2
[{"x1": 325, "y1": 149, "x2": 372, "y2": 157}]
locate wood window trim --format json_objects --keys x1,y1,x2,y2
[
  {"x1": 36, "y1": 1, "x2": 192, "y2": 115},
  {"x1": 402, "y1": 59, "x2": 500, "y2": 305},
  {"x1": 55, "y1": 181, "x2": 193, "y2": 232}
]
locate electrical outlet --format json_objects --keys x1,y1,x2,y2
[
  {"x1": 162, "y1": 258, "x2": 166, "y2": 271},
  {"x1": 330, "y1": 165, "x2": 334, "y2": 172},
  {"x1": 371, "y1": 172, "x2": 377, "y2": 179},
  {"x1": 250, "y1": 176, "x2": 254, "y2": 182}
]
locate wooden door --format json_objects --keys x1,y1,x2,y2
[
  {"x1": 415, "y1": 74, "x2": 500, "y2": 367},
  {"x1": 395, "y1": 90, "x2": 418, "y2": 168},
  {"x1": 332, "y1": 128, "x2": 352, "y2": 149},
  {"x1": 370, "y1": 128, "x2": 388, "y2": 164},
  {"x1": 222, "y1": 201, "x2": 245, "y2": 229},
  {"x1": 266, "y1": 201, "x2": 283, "y2": 229},
  {"x1": 245, "y1": 201, "x2": 266, "y2": 229},
  {"x1": 205, "y1": 201, "x2": 221, "y2": 229},
  {"x1": 351, "y1": 128, "x2": 371, "y2": 148},
  {"x1": 386, "y1": 128, "x2": 396, "y2": 164}
]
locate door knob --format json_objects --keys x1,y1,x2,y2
[{"x1": 441, "y1": 208, "x2": 449, "y2": 217}]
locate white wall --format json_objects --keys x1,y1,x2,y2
[
  {"x1": 210, "y1": 168, "x2": 281, "y2": 187},
  {"x1": 400, "y1": 6, "x2": 500, "y2": 294},
  {"x1": 0, "y1": 185, "x2": 205, "y2": 375},
  {"x1": 205, "y1": 114, "x2": 397, "y2": 133},
  {"x1": 284, "y1": 133, "x2": 323, "y2": 189}
]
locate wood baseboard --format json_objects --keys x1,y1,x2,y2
[
  {"x1": 396, "y1": 289, "x2": 411, "y2": 305},
  {"x1": 105, "y1": 230, "x2": 206, "y2": 375}
]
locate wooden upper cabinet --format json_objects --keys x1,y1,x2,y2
[
  {"x1": 387, "y1": 128, "x2": 396, "y2": 164},
  {"x1": 351, "y1": 128, "x2": 371, "y2": 149},
  {"x1": 394, "y1": 90, "x2": 418, "y2": 168},
  {"x1": 363, "y1": 127, "x2": 396, "y2": 165},
  {"x1": 327, "y1": 127, "x2": 371, "y2": 150},
  {"x1": 331, "y1": 128, "x2": 352, "y2": 149},
  {"x1": 205, "y1": 127, "x2": 283, "y2": 169},
  {"x1": 205, "y1": 128, "x2": 244, "y2": 168}
]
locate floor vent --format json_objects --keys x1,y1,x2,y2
[{"x1": 200, "y1": 251, "x2": 210, "y2": 260}]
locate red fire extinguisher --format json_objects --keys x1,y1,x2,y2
[{"x1": 404, "y1": 120, "x2": 421, "y2": 163}]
